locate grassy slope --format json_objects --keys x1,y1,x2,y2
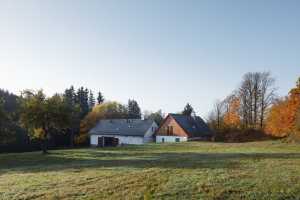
[{"x1": 0, "y1": 141, "x2": 300, "y2": 200}]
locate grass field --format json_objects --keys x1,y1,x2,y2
[{"x1": 1, "y1": 141, "x2": 300, "y2": 200}]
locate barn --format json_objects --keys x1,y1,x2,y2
[
  {"x1": 156, "y1": 114, "x2": 212, "y2": 143},
  {"x1": 89, "y1": 119, "x2": 158, "y2": 147}
]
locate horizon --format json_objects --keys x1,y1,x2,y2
[{"x1": 0, "y1": 1, "x2": 299, "y2": 117}]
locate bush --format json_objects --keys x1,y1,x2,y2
[{"x1": 214, "y1": 128, "x2": 275, "y2": 142}]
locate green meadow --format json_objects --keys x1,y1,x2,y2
[{"x1": 1, "y1": 141, "x2": 300, "y2": 200}]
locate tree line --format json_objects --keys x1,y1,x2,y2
[
  {"x1": 208, "y1": 72, "x2": 300, "y2": 142},
  {"x1": 0, "y1": 86, "x2": 164, "y2": 153},
  {"x1": 1, "y1": 72, "x2": 299, "y2": 153}
]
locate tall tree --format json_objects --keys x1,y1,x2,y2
[
  {"x1": 223, "y1": 95, "x2": 241, "y2": 128},
  {"x1": 265, "y1": 77, "x2": 300, "y2": 137},
  {"x1": 63, "y1": 86, "x2": 80, "y2": 147},
  {"x1": 127, "y1": 99, "x2": 141, "y2": 119},
  {"x1": 76, "y1": 87, "x2": 89, "y2": 119},
  {"x1": 0, "y1": 90, "x2": 23, "y2": 145},
  {"x1": 64, "y1": 86, "x2": 76, "y2": 106},
  {"x1": 20, "y1": 90, "x2": 71, "y2": 154},
  {"x1": 259, "y1": 72, "x2": 276, "y2": 128},
  {"x1": 97, "y1": 91, "x2": 104, "y2": 104},
  {"x1": 0, "y1": 97, "x2": 8, "y2": 143},
  {"x1": 88, "y1": 90, "x2": 95, "y2": 109},
  {"x1": 182, "y1": 103, "x2": 194, "y2": 116},
  {"x1": 239, "y1": 72, "x2": 276, "y2": 129},
  {"x1": 207, "y1": 100, "x2": 225, "y2": 131}
]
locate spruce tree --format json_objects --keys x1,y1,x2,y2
[
  {"x1": 76, "y1": 87, "x2": 89, "y2": 119},
  {"x1": 88, "y1": 90, "x2": 95, "y2": 109},
  {"x1": 97, "y1": 91, "x2": 104, "y2": 104},
  {"x1": 127, "y1": 99, "x2": 141, "y2": 119},
  {"x1": 64, "y1": 86, "x2": 76, "y2": 106}
]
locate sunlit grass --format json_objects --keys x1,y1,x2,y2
[{"x1": 1, "y1": 141, "x2": 300, "y2": 199}]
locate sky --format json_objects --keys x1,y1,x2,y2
[{"x1": 0, "y1": 0, "x2": 299, "y2": 117}]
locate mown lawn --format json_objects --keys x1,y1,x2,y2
[{"x1": 0, "y1": 141, "x2": 300, "y2": 200}]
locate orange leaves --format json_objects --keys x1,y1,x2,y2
[
  {"x1": 223, "y1": 97, "x2": 241, "y2": 128},
  {"x1": 265, "y1": 78, "x2": 300, "y2": 137},
  {"x1": 265, "y1": 99, "x2": 290, "y2": 137}
]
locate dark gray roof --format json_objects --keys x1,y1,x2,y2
[
  {"x1": 89, "y1": 119, "x2": 155, "y2": 137},
  {"x1": 169, "y1": 114, "x2": 212, "y2": 137}
]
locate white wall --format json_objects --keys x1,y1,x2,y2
[
  {"x1": 156, "y1": 136, "x2": 187, "y2": 143},
  {"x1": 144, "y1": 122, "x2": 158, "y2": 137},
  {"x1": 90, "y1": 135, "x2": 99, "y2": 145},
  {"x1": 90, "y1": 122, "x2": 158, "y2": 146},
  {"x1": 90, "y1": 135, "x2": 145, "y2": 146},
  {"x1": 143, "y1": 122, "x2": 158, "y2": 143}
]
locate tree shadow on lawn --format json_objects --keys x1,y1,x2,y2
[{"x1": 1, "y1": 151, "x2": 300, "y2": 175}]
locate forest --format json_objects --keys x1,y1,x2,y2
[{"x1": 0, "y1": 72, "x2": 299, "y2": 153}]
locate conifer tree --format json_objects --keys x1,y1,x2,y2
[
  {"x1": 182, "y1": 103, "x2": 194, "y2": 116},
  {"x1": 127, "y1": 99, "x2": 141, "y2": 119},
  {"x1": 97, "y1": 91, "x2": 104, "y2": 104},
  {"x1": 88, "y1": 90, "x2": 95, "y2": 109}
]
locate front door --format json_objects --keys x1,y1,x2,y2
[{"x1": 98, "y1": 137, "x2": 104, "y2": 147}]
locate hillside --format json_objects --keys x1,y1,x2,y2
[{"x1": 1, "y1": 141, "x2": 300, "y2": 200}]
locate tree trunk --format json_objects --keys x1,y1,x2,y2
[
  {"x1": 41, "y1": 126, "x2": 49, "y2": 154},
  {"x1": 41, "y1": 139, "x2": 48, "y2": 154},
  {"x1": 70, "y1": 128, "x2": 74, "y2": 147}
]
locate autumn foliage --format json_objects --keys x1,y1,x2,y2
[
  {"x1": 265, "y1": 78, "x2": 300, "y2": 137},
  {"x1": 223, "y1": 97, "x2": 241, "y2": 128},
  {"x1": 75, "y1": 101, "x2": 128, "y2": 144}
]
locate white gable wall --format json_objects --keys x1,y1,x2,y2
[{"x1": 143, "y1": 122, "x2": 158, "y2": 143}]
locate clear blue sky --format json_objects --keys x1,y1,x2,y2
[{"x1": 0, "y1": 0, "x2": 299, "y2": 117}]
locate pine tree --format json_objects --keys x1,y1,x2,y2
[
  {"x1": 88, "y1": 90, "x2": 95, "y2": 109},
  {"x1": 127, "y1": 99, "x2": 141, "y2": 119},
  {"x1": 97, "y1": 91, "x2": 104, "y2": 104}
]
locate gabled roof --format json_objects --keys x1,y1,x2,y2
[
  {"x1": 89, "y1": 119, "x2": 156, "y2": 137},
  {"x1": 169, "y1": 114, "x2": 212, "y2": 137}
]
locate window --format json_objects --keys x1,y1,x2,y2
[
  {"x1": 162, "y1": 138, "x2": 165, "y2": 143},
  {"x1": 167, "y1": 126, "x2": 173, "y2": 135},
  {"x1": 175, "y1": 138, "x2": 180, "y2": 142},
  {"x1": 152, "y1": 127, "x2": 156, "y2": 133}
]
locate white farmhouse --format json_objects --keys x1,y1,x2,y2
[{"x1": 89, "y1": 119, "x2": 158, "y2": 147}]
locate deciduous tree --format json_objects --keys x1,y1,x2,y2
[
  {"x1": 144, "y1": 110, "x2": 164, "y2": 125},
  {"x1": 265, "y1": 77, "x2": 300, "y2": 137},
  {"x1": 223, "y1": 96, "x2": 241, "y2": 128},
  {"x1": 76, "y1": 102, "x2": 128, "y2": 144},
  {"x1": 20, "y1": 90, "x2": 71, "y2": 153}
]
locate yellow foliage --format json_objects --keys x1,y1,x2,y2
[
  {"x1": 75, "y1": 101, "x2": 127, "y2": 144},
  {"x1": 265, "y1": 79, "x2": 300, "y2": 137},
  {"x1": 32, "y1": 128, "x2": 46, "y2": 140},
  {"x1": 223, "y1": 97, "x2": 241, "y2": 128}
]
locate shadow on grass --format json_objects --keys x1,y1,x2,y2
[{"x1": 1, "y1": 149, "x2": 300, "y2": 175}]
